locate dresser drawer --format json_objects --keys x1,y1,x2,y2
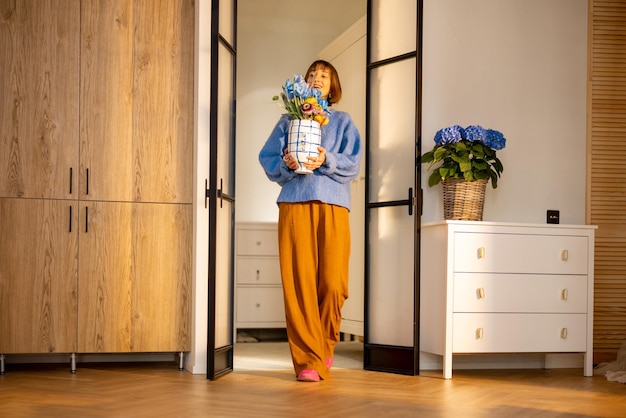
[
  {"x1": 237, "y1": 229, "x2": 278, "y2": 256},
  {"x1": 453, "y1": 273, "x2": 588, "y2": 313},
  {"x1": 452, "y1": 313, "x2": 587, "y2": 353},
  {"x1": 236, "y1": 287, "x2": 285, "y2": 323},
  {"x1": 236, "y1": 258, "x2": 281, "y2": 285},
  {"x1": 454, "y1": 233, "x2": 589, "y2": 274}
]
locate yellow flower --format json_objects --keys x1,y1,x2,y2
[{"x1": 314, "y1": 115, "x2": 329, "y2": 126}]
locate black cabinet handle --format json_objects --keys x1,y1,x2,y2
[
  {"x1": 85, "y1": 168, "x2": 89, "y2": 195},
  {"x1": 69, "y1": 167, "x2": 73, "y2": 194},
  {"x1": 85, "y1": 206, "x2": 89, "y2": 233},
  {"x1": 69, "y1": 205, "x2": 72, "y2": 232}
]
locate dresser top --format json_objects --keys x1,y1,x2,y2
[{"x1": 422, "y1": 220, "x2": 597, "y2": 231}]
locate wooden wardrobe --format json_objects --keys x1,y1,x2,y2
[{"x1": 0, "y1": 0, "x2": 193, "y2": 356}]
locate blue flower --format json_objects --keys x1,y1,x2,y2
[
  {"x1": 293, "y1": 75, "x2": 311, "y2": 98},
  {"x1": 434, "y1": 125, "x2": 464, "y2": 145},
  {"x1": 282, "y1": 78, "x2": 295, "y2": 99},
  {"x1": 484, "y1": 129, "x2": 506, "y2": 150},
  {"x1": 464, "y1": 125, "x2": 487, "y2": 143}
]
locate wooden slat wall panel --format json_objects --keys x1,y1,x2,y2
[{"x1": 588, "y1": 0, "x2": 626, "y2": 362}]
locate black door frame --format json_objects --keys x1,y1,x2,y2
[{"x1": 363, "y1": 0, "x2": 423, "y2": 376}]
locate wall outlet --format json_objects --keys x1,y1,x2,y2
[{"x1": 547, "y1": 210, "x2": 560, "y2": 224}]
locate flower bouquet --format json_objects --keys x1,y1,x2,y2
[{"x1": 273, "y1": 75, "x2": 330, "y2": 174}]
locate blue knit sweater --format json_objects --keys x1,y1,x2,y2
[{"x1": 259, "y1": 111, "x2": 362, "y2": 210}]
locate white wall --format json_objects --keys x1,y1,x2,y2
[
  {"x1": 188, "y1": 0, "x2": 211, "y2": 374},
  {"x1": 421, "y1": 0, "x2": 588, "y2": 224}
]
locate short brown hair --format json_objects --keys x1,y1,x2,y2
[{"x1": 305, "y1": 60, "x2": 342, "y2": 105}]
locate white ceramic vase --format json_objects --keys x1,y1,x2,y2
[{"x1": 287, "y1": 119, "x2": 321, "y2": 174}]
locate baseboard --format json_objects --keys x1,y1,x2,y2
[
  {"x1": 419, "y1": 352, "x2": 584, "y2": 372},
  {"x1": 4, "y1": 352, "x2": 180, "y2": 365},
  {"x1": 340, "y1": 319, "x2": 364, "y2": 337}
]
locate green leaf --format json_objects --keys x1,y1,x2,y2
[
  {"x1": 433, "y1": 147, "x2": 448, "y2": 161},
  {"x1": 494, "y1": 157, "x2": 504, "y2": 174},
  {"x1": 439, "y1": 166, "x2": 451, "y2": 178},
  {"x1": 454, "y1": 141, "x2": 468, "y2": 152},
  {"x1": 428, "y1": 171, "x2": 442, "y2": 187},
  {"x1": 459, "y1": 160, "x2": 472, "y2": 173},
  {"x1": 421, "y1": 150, "x2": 434, "y2": 163},
  {"x1": 473, "y1": 171, "x2": 489, "y2": 180},
  {"x1": 473, "y1": 160, "x2": 488, "y2": 170}
]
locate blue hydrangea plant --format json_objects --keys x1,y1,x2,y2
[{"x1": 421, "y1": 124, "x2": 506, "y2": 188}]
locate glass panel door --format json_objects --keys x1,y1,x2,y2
[
  {"x1": 207, "y1": 0, "x2": 237, "y2": 380},
  {"x1": 364, "y1": 0, "x2": 423, "y2": 375}
]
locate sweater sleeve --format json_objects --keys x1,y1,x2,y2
[{"x1": 317, "y1": 112, "x2": 362, "y2": 184}]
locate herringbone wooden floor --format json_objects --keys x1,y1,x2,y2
[{"x1": 1, "y1": 342, "x2": 625, "y2": 418}]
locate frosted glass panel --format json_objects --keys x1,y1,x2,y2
[
  {"x1": 368, "y1": 206, "x2": 414, "y2": 346},
  {"x1": 219, "y1": 0, "x2": 235, "y2": 45},
  {"x1": 218, "y1": 44, "x2": 235, "y2": 196},
  {"x1": 215, "y1": 199, "x2": 234, "y2": 348},
  {"x1": 370, "y1": 0, "x2": 417, "y2": 62},
  {"x1": 369, "y1": 59, "x2": 416, "y2": 202}
]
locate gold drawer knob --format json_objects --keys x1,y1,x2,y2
[
  {"x1": 561, "y1": 328, "x2": 568, "y2": 339},
  {"x1": 476, "y1": 327, "x2": 484, "y2": 339},
  {"x1": 561, "y1": 249, "x2": 569, "y2": 261}
]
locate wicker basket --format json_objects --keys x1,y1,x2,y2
[{"x1": 442, "y1": 178, "x2": 488, "y2": 221}]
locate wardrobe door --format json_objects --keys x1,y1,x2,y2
[
  {"x1": 77, "y1": 201, "x2": 192, "y2": 353},
  {"x1": 0, "y1": 198, "x2": 78, "y2": 353},
  {"x1": 0, "y1": 0, "x2": 79, "y2": 199},
  {"x1": 131, "y1": 203, "x2": 192, "y2": 352},
  {"x1": 132, "y1": 0, "x2": 194, "y2": 204},
  {"x1": 77, "y1": 201, "x2": 133, "y2": 353},
  {"x1": 80, "y1": 0, "x2": 133, "y2": 202},
  {"x1": 80, "y1": 0, "x2": 194, "y2": 204}
]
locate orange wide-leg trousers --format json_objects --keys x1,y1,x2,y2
[{"x1": 277, "y1": 202, "x2": 350, "y2": 380}]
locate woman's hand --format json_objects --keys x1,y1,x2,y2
[
  {"x1": 284, "y1": 146, "x2": 326, "y2": 171},
  {"x1": 283, "y1": 149, "x2": 299, "y2": 170},
  {"x1": 303, "y1": 146, "x2": 326, "y2": 171}
]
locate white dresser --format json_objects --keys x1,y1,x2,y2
[
  {"x1": 420, "y1": 221, "x2": 596, "y2": 379},
  {"x1": 235, "y1": 222, "x2": 286, "y2": 330}
]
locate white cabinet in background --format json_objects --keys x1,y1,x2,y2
[
  {"x1": 235, "y1": 223, "x2": 285, "y2": 330},
  {"x1": 420, "y1": 221, "x2": 596, "y2": 379}
]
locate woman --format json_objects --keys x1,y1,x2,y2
[{"x1": 259, "y1": 60, "x2": 362, "y2": 382}]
